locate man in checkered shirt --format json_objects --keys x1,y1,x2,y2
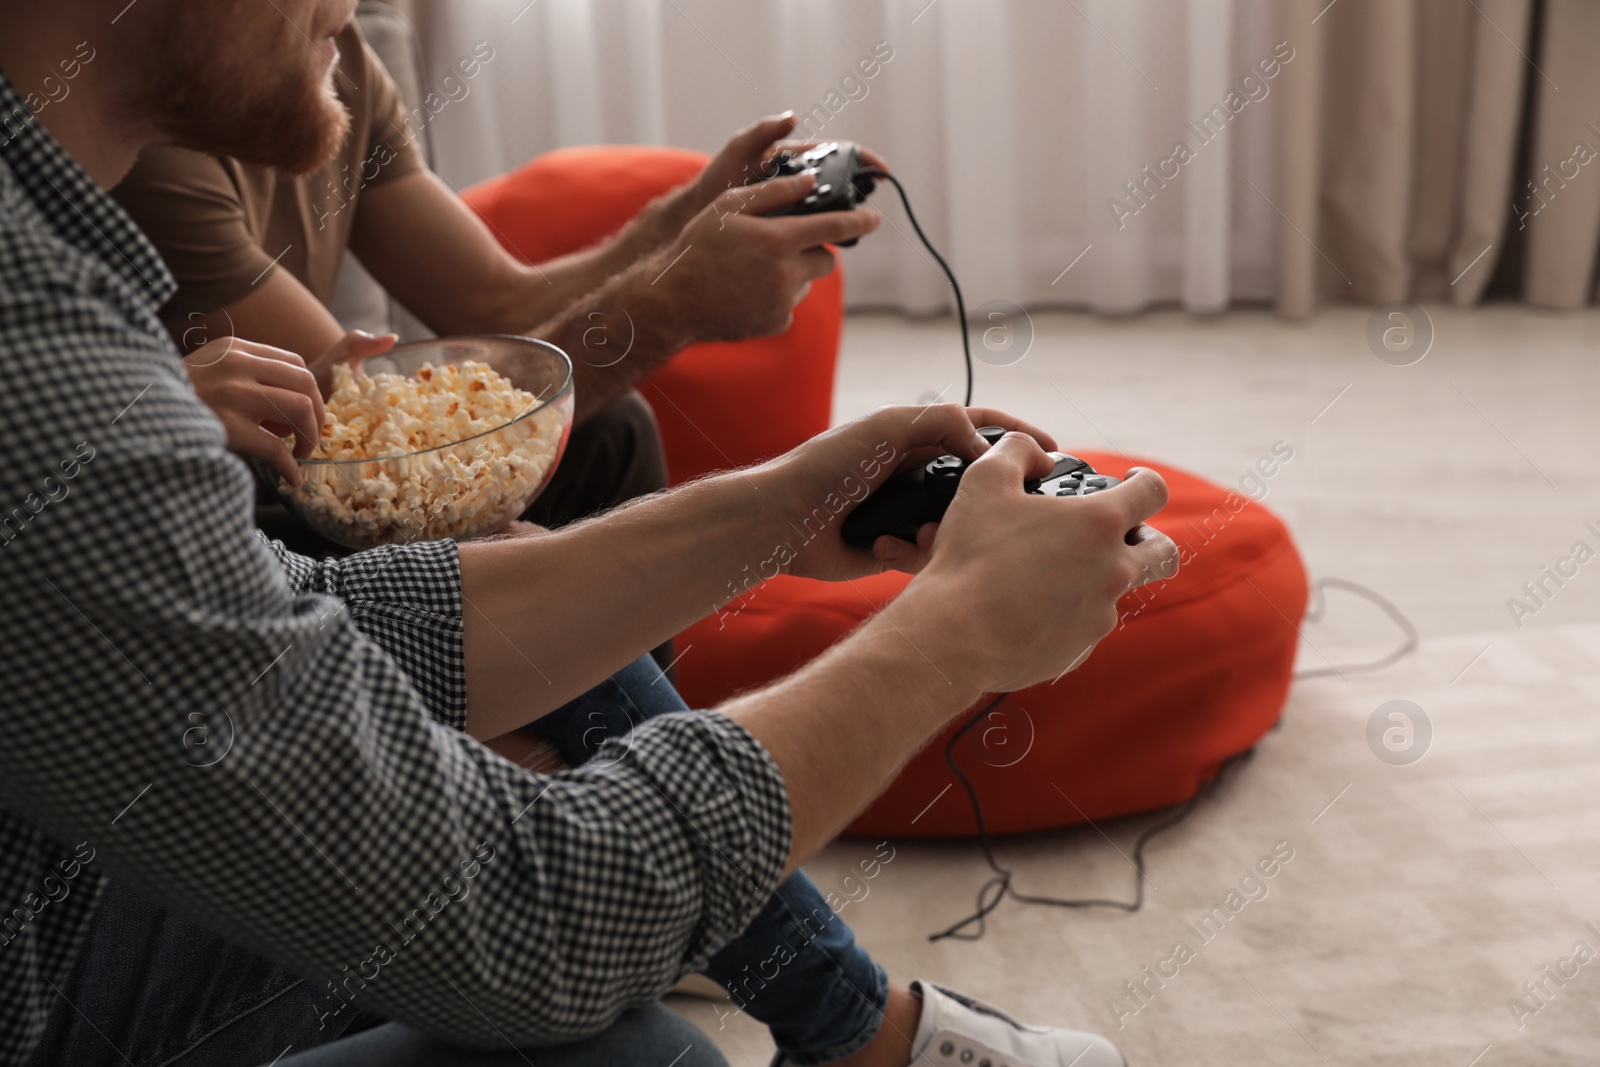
[{"x1": 0, "y1": 2, "x2": 1177, "y2": 1065}]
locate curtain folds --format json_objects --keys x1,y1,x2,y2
[
  {"x1": 407, "y1": 0, "x2": 1281, "y2": 315},
  {"x1": 399, "y1": 0, "x2": 1600, "y2": 317},
  {"x1": 1272, "y1": 0, "x2": 1534, "y2": 314}
]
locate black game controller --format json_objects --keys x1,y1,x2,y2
[
  {"x1": 760, "y1": 142, "x2": 878, "y2": 246},
  {"x1": 841, "y1": 426, "x2": 1122, "y2": 551}
]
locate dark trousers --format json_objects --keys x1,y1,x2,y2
[
  {"x1": 26, "y1": 659, "x2": 888, "y2": 1067},
  {"x1": 519, "y1": 390, "x2": 669, "y2": 529}
]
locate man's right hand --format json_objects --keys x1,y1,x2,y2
[
  {"x1": 887, "y1": 432, "x2": 1178, "y2": 695},
  {"x1": 638, "y1": 174, "x2": 883, "y2": 345},
  {"x1": 183, "y1": 330, "x2": 396, "y2": 485},
  {"x1": 183, "y1": 336, "x2": 325, "y2": 485},
  {"x1": 761, "y1": 401, "x2": 1177, "y2": 696},
  {"x1": 717, "y1": 421, "x2": 1176, "y2": 875}
]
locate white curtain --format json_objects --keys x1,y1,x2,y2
[{"x1": 416, "y1": 0, "x2": 1283, "y2": 315}]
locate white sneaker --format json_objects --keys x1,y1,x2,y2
[{"x1": 909, "y1": 980, "x2": 1128, "y2": 1067}]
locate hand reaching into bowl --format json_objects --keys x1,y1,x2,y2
[
  {"x1": 308, "y1": 329, "x2": 399, "y2": 398},
  {"x1": 183, "y1": 330, "x2": 397, "y2": 485}
]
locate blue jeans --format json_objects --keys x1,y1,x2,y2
[
  {"x1": 24, "y1": 875, "x2": 726, "y2": 1067},
  {"x1": 25, "y1": 658, "x2": 886, "y2": 1067}
]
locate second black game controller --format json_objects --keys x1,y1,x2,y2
[
  {"x1": 841, "y1": 426, "x2": 1122, "y2": 551},
  {"x1": 760, "y1": 142, "x2": 878, "y2": 246}
]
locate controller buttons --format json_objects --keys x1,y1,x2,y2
[
  {"x1": 1056, "y1": 487, "x2": 1077, "y2": 496},
  {"x1": 1085, "y1": 476, "x2": 1109, "y2": 488}
]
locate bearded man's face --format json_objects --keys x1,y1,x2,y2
[{"x1": 129, "y1": 0, "x2": 355, "y2": 174}]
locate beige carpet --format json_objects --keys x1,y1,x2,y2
[
  {"x1": 667, "y1": 306, "x2": 1600, "y2": 1066},
  {"x1": 674, "y1": 622, "x2": 1600, "y2": 1066}
]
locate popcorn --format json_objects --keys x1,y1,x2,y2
[{"x1": 278, "y1": 360, "x2": 564, "y2": 549}]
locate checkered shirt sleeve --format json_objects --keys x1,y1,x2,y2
[{"x1": 0, "y1": 70, "x2": 791, "y2": 1062}]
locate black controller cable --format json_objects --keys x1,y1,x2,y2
[
  {"x1": 847, "y1": 154, "x2": 1424, "y2": 943},
  {"x1": 861, "y1": 168, "x2": 974, "y2": 407},
  {"x1": 929, "y1": 695, "x2": 1255, "y2": 943},
  {"x1": 929, "y1": 577, "x2": 1418, "y2": 942}
]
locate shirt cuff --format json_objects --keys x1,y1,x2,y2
[
  {"x1": 265, "y1": 534, "x2": 467, "y2": 729},
  {"x1": 601, "y1": 710, "x2": 793, "y2": 972}
]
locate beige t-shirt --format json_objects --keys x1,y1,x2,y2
[{"x1": 112, "y1": 21, "x2": 423, "y2": 315}]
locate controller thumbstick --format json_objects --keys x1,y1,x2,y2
[{"x1": 976, "y1": 425, "x2": 1007, "y2": 446}]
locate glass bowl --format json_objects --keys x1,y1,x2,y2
[{"x1": 259, "y1": 335, "x2": 574, "y2": 550}]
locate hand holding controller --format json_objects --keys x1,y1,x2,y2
[
  {"x1": 841, "y1": 426, "x2": 1122, "y2": 551},
  {"x1": 759, "y1": 142, "x2": 879, "y2": 246}
]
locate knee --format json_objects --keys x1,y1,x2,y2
[
  {"x1": 608, "y1": 1004, "x2": 729, "y2": 1066},
  {"x1": 602, "y1": 391, "x2": 666, "y2": 469},
  {"x1": 580, "y1": 389, "x2": 669, "y2": 496}
]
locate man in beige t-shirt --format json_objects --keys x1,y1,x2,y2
[{"x1": 114, "y1": 20, "x2": 877, "y2": 543}]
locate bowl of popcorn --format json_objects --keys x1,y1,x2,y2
[{"x1": 263, "y1": 336, "x2": 573, "y2": 550}]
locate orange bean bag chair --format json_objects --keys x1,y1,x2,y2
[
  {"x1": 672, "y1": 455, "x2": 1307, "y2": 837},
  {"x1": 463, "y1": 150, "x2": 1308, "y2": 837}
]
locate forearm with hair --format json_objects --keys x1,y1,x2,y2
[
  {"x1": 458, "y1": 459, "x2": 774, "y2": 738},
  {"x1": 477, "y1": 191, "x2": 683, "y2": 335},
  {"x1": 721, "y1": 578, "x2": 987, "y2": 873},
  {"x1": 524, "y1": 258, "x2": 693, "y2": 422}
]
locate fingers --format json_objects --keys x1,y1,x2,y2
[
  {"x1": 326, "y1": 329, "x2": 397, "y2": 363},
  {"x1": 1103, "y1": 467, "x2": 1171, "y2": 528},
  {"x1": 248, "y1": 358, "x2": 325, "y2": 441},
  {"x1": 766, "y1": 206, "x2": 883, "y2": 251},
  {"x1": 796, "y1": 247, "x2": 836, "y2": 284},
  {"x1": 241, "y1": 384, "x2": 322, "y2": 460},
  {"x1": 233, "y1": 421, "x2": 303, "y2": 486},
  {"x1": 958, "y1": 430, "x2": 1056, "y2": 489},
  {"x1": 314, "y1": 330, "x2": 397, "y2": 395},
  {"x1": 1124, "y1": 523, "x2": 1180, "y2": 585},
  {"x1": 958, "y1": 408, "x2": 1058, "y2": 452},
  {"x1": 857, "y1": 403, "x2": 1063, "y2": 486},
  {"x1": 864, "y1": 403, "x2": 1044, "y2": 478},
  {"x1": 871, "y1": 402, "x2": 989, "y2": 464},
  {"x1": 871, "y1": 523, "x2": 936, "y2": 574},
  {"x1": 722, "y1": 172, "x2": 816, "y2": 216},
  {"x1": 728, "y1": 113, "x2": 799, "y2": 167}
]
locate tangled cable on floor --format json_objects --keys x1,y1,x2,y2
[{"x1": 929, "y1": 576, "x2": 1418, "y2": 942}]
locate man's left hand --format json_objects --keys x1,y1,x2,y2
[
  {"x1": 757, "y1": 404, "x2": 1059, "y2": 584},
  {"x1": 639, "y1": 113, "x2": 889, "y2": 247}
]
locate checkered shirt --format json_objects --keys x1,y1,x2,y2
[{"x1": 0, "y1": 70, "x2": 790, "y2": 1063}]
